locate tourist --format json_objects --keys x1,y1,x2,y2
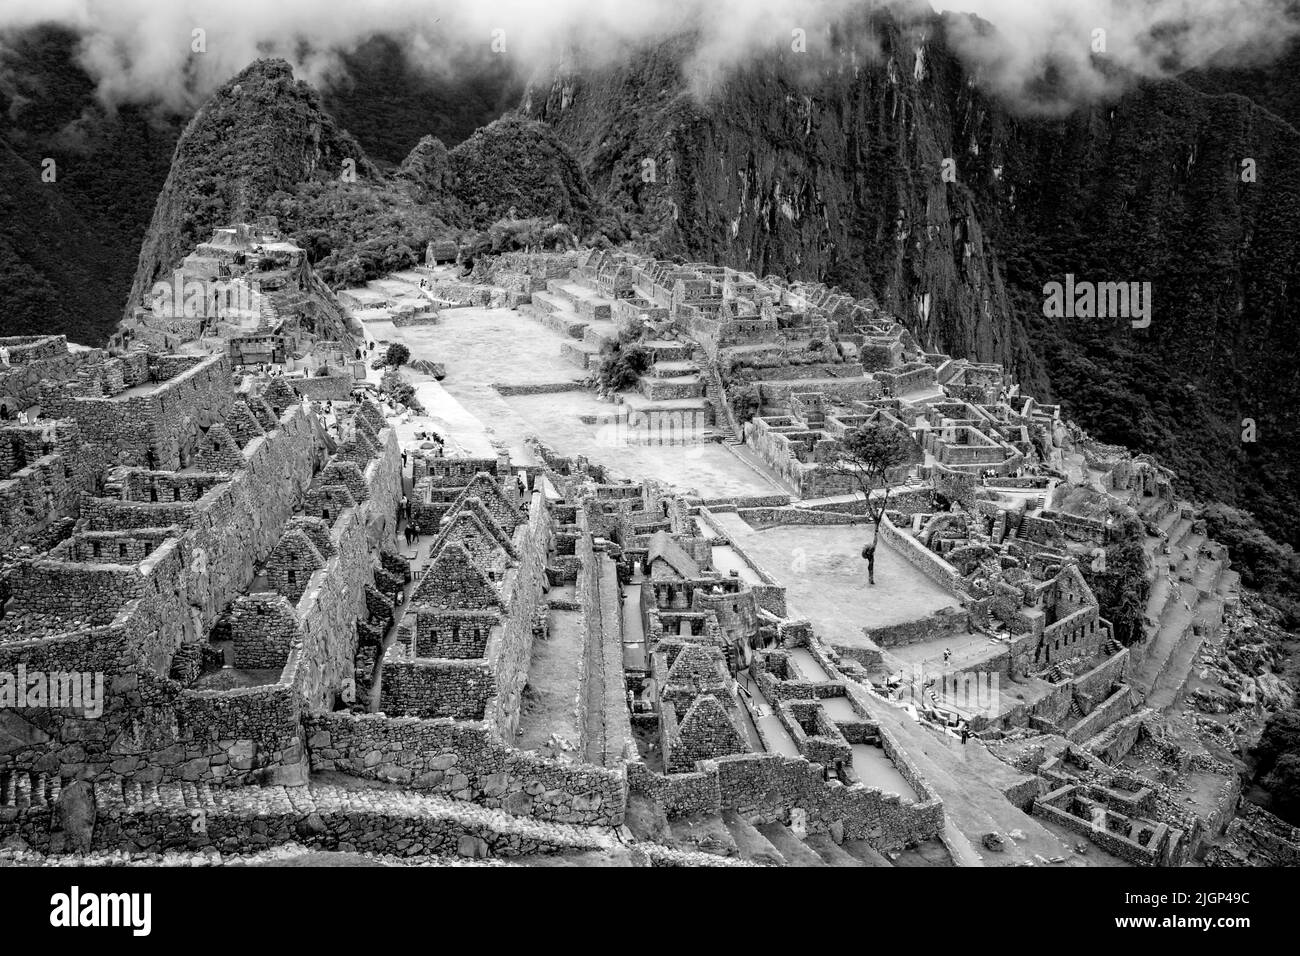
[
  {"x1": 860, "y1": 539, "x2": 876, "y2": 585},
  {"x1": 943, "y1": 648, "x2": 952, "y2": 666},
  {"x1": 961, "y1": 724, "x2": 970, "y2": 745}
]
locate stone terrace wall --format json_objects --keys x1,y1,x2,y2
[
  {"x1": 877, "y1": 513, "x2": 964, "y2": 593},
  {"x1": 68, "y1": 778, "x2": 616, "y2": 859},
  {"x1": 484, "y1": 492, "x2": 552, "y2": 740},
  {"x1": 306, "y1": 711, "x2": 627, "y2": 826}
]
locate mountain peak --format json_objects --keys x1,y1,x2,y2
[{"x1": 124, "y1": 58, "x2": 375, "y2": 320}]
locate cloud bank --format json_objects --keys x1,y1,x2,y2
[{"x1": 0, "y1": 0, "x2": 1296, "y2": 113}]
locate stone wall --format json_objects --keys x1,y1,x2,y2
[
  {"x1": 380, "y1": 658, "x2": 493, "y2": 719},
  {"x1": 230, "y1": 594, "x2": 298, "y2": 669},
  {"x1": 306, "y1": 711, "x2": 626, "y2": 826},
  {"x1": 1067, "y1": 684, "x2": 1134, "y2": 742},
  {"x1": 43, "y1": 354, "x2": 236, "y2": 472},
  {"x1": 289, "y1": 374, "x2": 355, "y2": 402},
  {"x1": 864, "y1": 606, "x2": 969, "y2": 648},
  {"x1": 0, "y1": 405, "x2": 323, "y2": 787},
  {"x1": 877, "y1": 513, "x2": 964, "y2": 593},
  {"x1": 0, "y1": 425, "x2": 86, "y2": 556},
  {"x1": 67, "y1": 778, "x2": 616, "y2": 859},
  {"x1": 484, "y1": 492, "x2": 553, "y2": 740},
  {"x1": 0, "y1": 344, "x2": 103, "y2": 410}
]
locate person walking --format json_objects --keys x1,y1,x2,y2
[
  {"x1": 943, "y1": 648, "x2": 952, "y2": 666},
  {"x1": 860, "y1": 539, "x2": 876, "y2": 585}
]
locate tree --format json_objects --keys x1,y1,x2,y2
[
  {"x1": 730, "y1": 383, "x2": 761, "y2": 424},
  {"x1": 830, "y1": 422, "x2": 915, "y2": 540},
  {"x1": 384, "y1": 342, "x2": 411, "y2": 367},
  {"x1": 594, "y1": 339, "x2": 650, "y2": 392},
  {"x1": 380, "y1": 367, "x2": 423, "y2": 413},
  {"x1": 1081, "y1": 506, "x2": 1151, "y2": 645}
]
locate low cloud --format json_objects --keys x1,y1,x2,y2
[{"x1": 0, "y1": 0, "x2": 1295, "y2": 113}]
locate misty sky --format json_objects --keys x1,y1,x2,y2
[{"x1": 0, "y1": 0, "x2": 1296, "y2": 112}]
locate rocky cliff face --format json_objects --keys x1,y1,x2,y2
[
  {"x1": 522, "y1": 13, "x2": 1300, "y2": 546},
  {"x1": 522, "y1": 26, "x2": 1047, "y2": 395}
]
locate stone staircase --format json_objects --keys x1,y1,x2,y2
[
  {"x1": 691, "y1": 346, "x2": 743, "y2": 444},
  {"x1": 666, "y1": 809, "x2": 894, "y2": 866}
]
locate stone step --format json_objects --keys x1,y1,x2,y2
[
  {"x1": 1166, "y1": 517, "x2": 1193, "y2": 549},
  {"x1": 1178, "y1": 531, "x2": 1207, "y2": 561},
  {"x1": 1142, "y1": 616, "x2": 1198, "y2": 700},
  {"x1": 650, "y1": 360, "x2": 700, "y2": 378},
  {"x1": 803, "y1": 832, "x2": 867, "y2": 867},
  {"x1": 639, "y1": 376, "x2": 705, "y2": 401},
  {"x1": 560, "y1": 340, "x2": 600, "y2": 370},
  {"x1": 646, "y1": 341, "x2": 693, "y2": 363},
  {"x1": 1193, "y1": 556, "x2": 1223, "y2": 598},
  {"x1": 721, "y1": 810, "x2": 785, "y2": 865},
  {"x1": 524, "y1": 300, "x2": 589, "y2": 340},
  {"x1": 1148, "y1": 595, "x2": 1226, "y2": 712},
  {"x1": 668, "y1": 812, "x2": 740, "y2": 859},
  {"x1": 1145, "y1": 569, "x2": 1183, "y2": 630},
  {"x1": 756, "y1": 822, "x2": 826, "y2": 866},
  {"x1": 841, "y1": 838, "x2": 895, "y2": 866},
  {"x1": 581, "y1": 325, "x2": 618, "y2": 351},
  {"x1": 532, "y1": 289, "x2": 571, "y2": 314}
]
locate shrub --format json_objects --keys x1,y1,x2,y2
[
  {"x1": 730, "y1": 383, "x2": 761, "y2": 423},
  {"x1": 595, "y1": 340, "x2": 651, "y2": 392},
  {"x1": 379, "y1": 367, "x2": 423, "y2": 413}
]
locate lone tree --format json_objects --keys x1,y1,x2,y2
[
  {"x1": 384, "y1": 342, "x2": 411, "y2": 367},
  {"x1": 830, "y1": 422, "x2": 915, "y2": 541},
  {"x1": 594, "y1": 337, "x2": 650, "y2": 393}
]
